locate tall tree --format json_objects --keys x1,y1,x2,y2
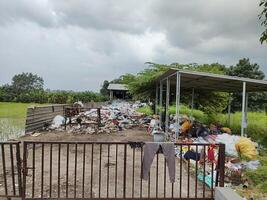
[
  {"x1": 226, "y1": 58, "x2": 265, "y2": 79},
  {"x1": 12, "y1": 72, "x2": 44, "y2": 97},
  {"x1": 226, "y1": 58, "x2": 267, "y2": 111},
  {"x1": 259, "y1": 0, "x2": 267, "y2": 43},
  {"x1": 100, "y1": 80, "x2": 110, "y2": 96}
]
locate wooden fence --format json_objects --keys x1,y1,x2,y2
[
  {"x1": 25, "y1": 102, "x2": 104, "y2": 133},
  {"x1": 25, "y1": 105, "x2": 67, "y2": 133}
]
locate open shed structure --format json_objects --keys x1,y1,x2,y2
[
  {"x1": 108, "y1": 83, "x2": 129, "y2": 100},
  {"x1": 155, "y1": 69, "x2": 267, "y2": 140}
]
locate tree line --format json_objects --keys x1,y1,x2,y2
[{"x1": 0, "y1": 72, "x2": 107, "y2": 104}]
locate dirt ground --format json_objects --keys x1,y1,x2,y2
[{"x1": 1, "y1": 128, "x2": 211, "y2": 199}]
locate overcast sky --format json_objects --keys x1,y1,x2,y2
[{"x1": 0, "y1": 0, "x2": 266, "y2": 91}]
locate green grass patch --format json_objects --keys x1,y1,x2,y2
[
  {"x1": 137, "y1": 106, "x2": 153, "y2": 116},
  {"x1": 245, "y1": 152, "x2": 267, "y2": 194},
  {"x1": 0, "y1": 102, "x2": 48, "y2": 141}
]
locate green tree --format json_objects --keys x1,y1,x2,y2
[
  {"x1": 259, "y1": 0, "x2": 267, "y2": 43},
  {"x1": 226, "y1": 58, "x2": 267, "y2": 111},
  {"x1": 226, "y1": 58, "x2": 265, "y2": 79},
  {"x1": 100, "y1": 80, "x2": 110, "y2": 96},
  {"x1": 11, "y1": 72, "x2": 44, "y2": 98}
]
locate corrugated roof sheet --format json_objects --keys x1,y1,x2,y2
[
  {"x1": 107, "y1": 83, "x2": 128, "y2": 91},
  {"x1": 156, "y1": 69, "x2": 267, "y2": 92}
]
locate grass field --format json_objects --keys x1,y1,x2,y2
[{"x1": 0, "y1": 102, "x2": 47, "y2": 141}]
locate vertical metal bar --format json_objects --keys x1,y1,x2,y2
[
  {"x1": 32, "y1": 144, "x2": 36, "y2": 198},
  {"x1": 171, "y1": 182, "x2": 174, "y2": 199},
  {"x1": 191, "y1": 88, "x2": 195, "y2": 117},
  {"x1": 66, "y1": 144, "x2": 69, "y2": 198},
  {"x1": 245, "y1": 93, "x2": 249, "y2": 135},
  {"x1": 241, "y1": 81, "x2": 246, "y2": 136},
  {"x1": 22, "y1": 142, "x2": 27, "y2": 199},
  {"x1": 82, "y1": 144, "x2": 86, "y2": 198},
  {"x1": 107, "y1": 144, "x2": 110, "y2": 198},
  {"x1": 228, "y1": 93, "x2": 232, "y2": 126},
  {"x1": 187, "y1": 144, "x2": 190, "y2": 198},
  {"x1": 16, "y1": 143, "x2": 22, "y2": 197},
  {"x1": 41, "y1": 144, "x2": 44, "y2": 199},
  {"x1": 99, "y1": 144, "x2": 102, "y2": 198},
  {"x1": 90, "y1": 144, "x2": 94, "y2": 198},
  {"x1": 74, "y1": 143, "x2": 78, "y2": 198},
  {"x1": 156, "y1": 153, "x2": 159, "y2": 198},
  {"x1": 49, "y1": 144, "x2": 53, "y2": 198},
  {"x1": 203, "y1": 145, "x2": 206, "y2": 198},
  {"x1": 132, "y1": 147, "x2": 135, "y2": 198},
  {"x1": 211, "y1": 159, "x2": 214, "y2": 198},
  {"x1": 164, "y1": 159, "x2": 166, "y2": 198},
  {"x1": 148, "y1": 172, "x2": 150, "y2": 198},
  {"x1": 123, "y1": 144, "x2": 127, "y2": 198},
  {"x1": 195, "y1": 144, "x2": 198, "y2": 198},
  {"x1": 140, "y1": 146, "x2": 143, "y2": 198},
  {"x1": 9, "y1": 144, "x2": 16, "y2": 196},
  {"x1": 115, "y1": 144, "x2": 118, "y2": 198},
  {"x1": 165, "y1": 77, "x2": 170, "y2": 133},
  {"x1": 155, "y1": 83, "x2": 159, "y2": 115},
  {"x1": 175, "y1": 72, "x2": 181, "y2": 141},
  {"x1": 219, "y1": 143, "x2": 225, "y2": 187},
  {"x1": 179, "y1": 145, "x2": 182, "y2": 198},
  {"x1": 58, "y1": 144, "x2": 61, "y2": 198},
  {"x1": 1, "y1": 144, "x2": 8, "y2": 196},
  {"x1": 159, "y1": 80, "x2": 163, "y2": 127}
]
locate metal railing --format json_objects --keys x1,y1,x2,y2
[
  {"x1": 0, "y1": 141, "x2": 225, "y2": 200},
  {"x1": 0, "y1": 141, "x2": 22, "y2": 198}
]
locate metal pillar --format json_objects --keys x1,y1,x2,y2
[
  {"x1": 241, "y1": 82, "x2": 246, "y2": 137},
  {"x1": 159, "y1": 81, "x2": 163, "y2": 127},
  {"x1": 245, "y1": 93, "x2": 249, "y2": 135},
  {"x1": 165, "y1": 78, "x2": 170, "y2": 133},
  {"x1": 191, "y1": 88, "x2": 195, "y2": 117},
  {"x1": 175, "y1": 72, "x2": 181, "y2": 141},
  {"x1": 227, "y1": 94, "x2": 232, "y2": 126},
  {"x1": 155, "y1": 83, "x2": 159, "y2": 115}
]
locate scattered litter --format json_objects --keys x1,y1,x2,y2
[{"x1": 31, "y1": 132, "x2": 42, "y2": 137}]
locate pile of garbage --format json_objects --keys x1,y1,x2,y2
[
  {"x1": 49, "y1": 100, "x2": 149, "y2": 134},
  {"x1": 147, "y1": 114, "x2": 260, "y2": 188}
]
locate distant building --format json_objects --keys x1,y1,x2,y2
[{"x1": 107, "y1": 84, "x2": 129, "y2": 100}]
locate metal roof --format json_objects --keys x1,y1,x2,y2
[
  {"x1": 107, "y1": 83, "x2": 128, "y2": 91},
  {"x1": 156, "y1": 68, "x2": 267, "y2": 92}
]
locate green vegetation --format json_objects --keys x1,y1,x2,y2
[
  {"x1": 138, "y1": 104, "x2": 267, "y2": 147},
  {"x1": 245, "y1": 151, "x2": 267, "y2": 196},
  {"x1": 259, "y1": 0, "x2": 267, "y2": 44},
  {"x1": 0, "y1": 72, "x2": 108, "y2": 104},
  {"x1": 0, "y1": 102, "x2": 46, "y2": 141},
  {"x1": 137, "y1": 106, "x2": 153, "y2": 116}
]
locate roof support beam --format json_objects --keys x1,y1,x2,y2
[
  {"x1": 175, "y1": 72, "x2": 181, "y2": 142},
  {"x1": 241, "y1": 82, "x2": 247, "y2": 136},
  {"x1": 159, "y1": 80, "x2": 163, "y2": 127},
  {"x1": 165, "y1": 77, "x2": 170, "y2": 133}
]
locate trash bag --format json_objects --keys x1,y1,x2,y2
[
  {"x1": 220, "y1": 127, "x2": 232, "y2": 134},
  {"x1": 215, "y1": 133, "x2": 240, "y2": 157},
  {"x1": 235, "y1": 137, "x2": 258, "y2": 160}
]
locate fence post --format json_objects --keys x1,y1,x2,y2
[
  {"x1": 219, "y1": 143, "x2": 225, "y2": 187},
  {"x1": 22, "y1": 142, "x2": 28, "y2": 200},
  {"x1": 16, "y1": 142, "x2": 23, "y2": 198}
]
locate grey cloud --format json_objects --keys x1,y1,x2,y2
[{"x1": 0, "y1": 0, "x2": 266, "y2": 92}]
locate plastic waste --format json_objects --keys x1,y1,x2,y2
[
  {"x1": 242, "y1": 160, "x2": 260, "y2": 170},
  {"x1": 215, "y1": 133, "x2": 240, "y2": 157},
  {"x1": 235, "y1": 137, "x2": 258, "y2": 160}
]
